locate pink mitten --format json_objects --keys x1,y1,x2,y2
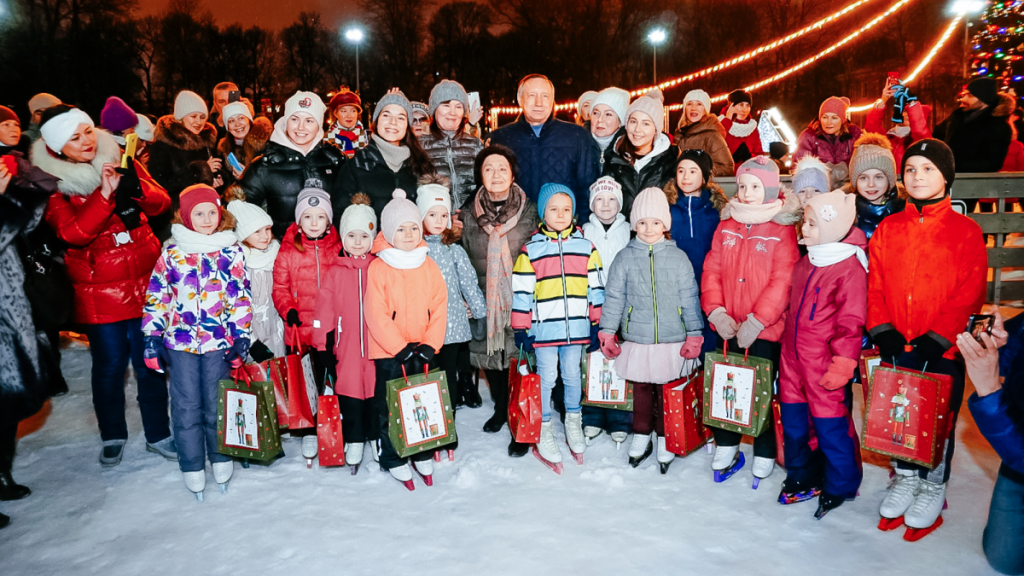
[
  {"x1": 598, "y1": 331, "x2": 622, "y2": 358},
  {"x1": 144, "y1": 357, "x2": 163, "y2": 373},
  {"x1": 680, "y1": 336, "x2": 704, "y2": 359},
  {"x1": 819, "y1": 356, "x2": 858, "y2": 390}
]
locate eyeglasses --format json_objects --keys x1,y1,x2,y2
[{"x1": 411, "y1": 117, "x2": 428, "y2": 125}]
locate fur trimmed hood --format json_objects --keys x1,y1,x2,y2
[
  {"x1": 155, "y1": 115, "x2": 217, "y2": 151},
  {"x1": 840, "y1": 180, "x2": 907, "y2": 200},
  {"x1": 217, "y1": 116, "x2": 273, "y2": 164},
  {"x1": 719, "y1": 188, "x2": 801, "y2": 225},
  {"x1": 30, "y1": 128, "x2": 121, "y2": 197},
  {"x1": 995, "y1": 92, "x2": 1016, "y2": 119},
  {"x1": 663, "y1": 179, "x2": 728, "y2": 210}
]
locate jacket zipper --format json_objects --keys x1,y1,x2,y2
[
  {"x1": 557, "y1": 234, "x2": 571, "y2": 344},
  {"x1": 445, "y1": 143, "x2": 458, "y2": 206},
  {"x1": 358, "y1": 268, "x2": 365, "y2": 358},
  {"x1": 314, "y1": 242, "x2": 322, "y2": 290},
  {"x1": 625, "y1": 306, "x2": 632, "y2": 332},
  {"x1": 649, "y1": 244, "x2": 659, "y2": 343},
  {"x1": 793, "y1": 268, "x2": 818, "y2": 360},
  {"x1": 688, "y1": 196, "x2": 694, "y2": 238},
  {"x1": 809, "y1": 287, "x2": 821, "y2": 321}
]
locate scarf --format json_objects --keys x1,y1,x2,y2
[
  {"x1": 807, "y1": 241, "x2": 868, "y2": 272},
  {"x1": 726, "y1": 117, "x2": 759, "y2": 138},
  {"x1": 727, "y1": 198, "x2": 784, "y2": 225},
  {"x1": 170, "y1": 224, "x2": 239, "y2": 255},
  {"x1": 372, "y1": 134, "x2": 411, "y2": 173},
  {"x1": 377, "y1": 246, "x2": 429, "y2": 269},
  {"x1": 593, "y1": 133, "x2": 616, "y2": 152},
  {"x1": 475, "y1": 186, "x2": 527, "y2": 355},
  {"x1": 242, "y1": 239, "x2": 280, "y2": 271}
]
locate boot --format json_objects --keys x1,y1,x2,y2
[
  {"x1": 814, "y1": 491, "x2": 846, "y2": 519},
  {"x1": 879, "y1": 468, "x2": 920, "y2": 520},
  {"x1": 610, "y1": 431, "x2": 627, "y2": 447},
  {"x1": 751, "y1": 456, "x2": 775, "y2": 489},
  {"x1": 413, "y1": 459, "x2": 434, "y2": 486},
  {"x1": 778, "y1": 477, "x2": 821, "y2": 505},
  {"x1": 212, "y1": 461, "x2": 233, "y2": 494},
  {"x1": 99, "y1": 439, "x2": 126, "y2": 467},
  {"x1": 183, "y1": 470, "x2": 206, "y2": 502},
  {"x1": 460, "y1": 370, "x2": 482, "y2": 409},
  {"x1": 628, "y1": 433, "x2": 653, "y2": 468},
  {"x1": 564, "y1": 412, "x2": 585, "y2": 464},
  {"x1": 345, "y1": 442, "x2": 364, "y2": 466},
  {"x1": 584, "y1": 426, "x2": 603, "y2": 445},
  {"x1": 145, "y1": 436, "x2": 178, "y2": 461},
  {"x1": 483, "y1": 413, "x2": 507, "y2": 434},
  {"x1": 508, "y1": 440, "x2": 530, "y2": 458},
  {"x1": 904, "y1": 479, "x2": 946, "y2": 530},
  {"x1": 0, "y1": 472, "x2": 30, "y2": 501},
  {"x1": 0, "y1": 511, "x2": 9, "y2": 530},
  {"x1": 533, "y1": 421, "x2": 563, "y2": 474},
  {"x1": 656, "y1": 435, "x2": 674, "y2": 474},
  {"x1": 484, "y1": 373, "x2": 509, "y2": 433},
  {"x1": 712, "y1": 445, "x2": 744, "y2": 483},
  {"x1": 389, "y1": 463, "x2": 415, "y2": 491},
  {"x1": 302, "y1": 435, "x2": 318, "y2": 468}
]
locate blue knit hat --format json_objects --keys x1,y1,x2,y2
[{"x1": 537, "y1": 183, "x2": 576, "y2": 219}]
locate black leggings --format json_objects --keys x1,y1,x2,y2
[{"x1": 710, "y1": 337, "x2": 779, "y2": 459}]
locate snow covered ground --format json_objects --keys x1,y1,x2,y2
[{"x1": 0, "y1": 339, "x2": 1005, "y2": 575}]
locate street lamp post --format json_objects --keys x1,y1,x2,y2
[
  {"x1": 344, "y1": 27, "x2": 364, "y2": 91},
  {"x1": 951, "y1": 1, "x2": 985, "y2": 78},
  {"x1": 647, "y1": 28, "x2": 667, "y2": 85}
]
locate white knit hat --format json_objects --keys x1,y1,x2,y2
[
  {"x1": 40, "y1": 108, "x2": 94, "y2": 153},
  {"x1": 590, "y1": 87, "x2": 631, "y2": 125},
  {"x1": 135, "y1": 114, "x2": 155, "y2": 142},
  {"x1": 416, "y1": 182, "x2": 452, "y2": 228},
  {"x1": 339, "y1": 201, "x2": 377, "y2": 239},
  {"x1": 283, "y1": 91, "x2": 326, "y2": 126},
  {"x1": 626, "y1": 88, "x2": 665, "y2": 131},
  {"x1": 577, "y1": 91, "x2": 598, "y2": 115},
  {"x1": 228, "y1": 200, "x2": 273, "y2": 242},
  {"x1": 173, "y1": 90, "x2": 208, "y2": 121},
  {"x1": 381, "y1": 189, "x2": 423, "y2": 245},
  {"x1": 589, "y1": 176, "x2": 623, "y2": 212},
  {"x1": 683, "y1": 89, "x2": 711, "y2": 115},
  {"x1": 221, "y1": 101, "x2": 253, "y2": 124}
]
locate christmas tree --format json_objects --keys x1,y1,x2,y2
[{"x1": 970, "y1": 1, "x2": 1024, "y2": 90}]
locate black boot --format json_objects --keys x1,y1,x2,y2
[
  {"x1": 460, "y1": 370, "x2": 483, "y2": 409},
  {"x1": 483, "y1": 413, "x2": 507, "y2": 433},
  {"x1": 0, "y1": 511, "x2": 9, "y2": 530},
  {"x1": 814, "y1": 491, "x2": 846, "y2": 519},
  {"x1": 0, "y1": 426, "x2": 27, "y2": 501},
  {"x1": 507, "y1": 440, "x2": 530, "y2": 458},
  {"x1": 0, "y1": 473, "x2": 30, "y2": 502},
  {"x1": 483, "y1": 369, "x2": 509, "y2": 433}
]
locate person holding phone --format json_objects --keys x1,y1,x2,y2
[
  {"x1": 864, "y1": 77, "x2": 932, "y2": 170},
  {"x1": 216, "y1": 101, "x2": 272, "y2": 182}
]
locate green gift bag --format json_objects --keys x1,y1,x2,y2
[
  {"x1": 217, "y1": 369, "x2": 283, "y2": 461},
  {"x1": 702, "y1": 343, "x2": 773, "y2": 437},
  {"x1": 580, "y1": 349, "x2": 633, "y2": 411},
  {"x1": 386, "y1": 366, "x2": 457, "y2": 458}
]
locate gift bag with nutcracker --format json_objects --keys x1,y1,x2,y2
[
  {"x1": 702, "y1": 344, "x2": 774, "y2": 438},
  {"x1": 862, "y1": 364, "x2": 954, "y2": 469},
  {"x1": 386, "y1": 366, "x2": 457, "y2": 459},
  {"x1": 508, "y1": 346, "x2": 542, "y2": 443},
  {"x1": 217, "y1": 369, "x2": 283, "y2": 462}
]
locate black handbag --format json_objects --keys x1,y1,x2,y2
[{"x1": 18, "y1": 233, "x2": 75, "y2": 328}]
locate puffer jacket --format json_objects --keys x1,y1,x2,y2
[
  {"x1": 794, "y1": 123, "x2": 863, "y2": 165},
  {"x1": 582, "y1": 213, "x2": 630, "y2": 269},
  {"x1": 720, "y1": 115, "x2": 764, "y2": 165},
  {"x1": 674, "y1": 115, "x2": 735, "y2": 177},
  {"x1": 425, "y1": 234, "x2": 486, "y2": 344},
  {"x1": 935, "y1": 94, "x2": 1014, "y2": 173},
  {"x1": 600, "y1": 238, "x2": 703, "y2": 345},
  {"x1": 867, "y1": 197, "x2": 987, "y2": 359},
  {"x1": 419, "y1": 129, "x2": 484, "y2": 209},
  {"x1": 667, "y1": 181, "x2": 728, "y2": 284},
  {"x1": 331, "y1": 140, "x2": 420, "y2": 225},
  {"x1": 238, "y1": 129, "x2": 347, "y2": 238},
  {"x1": 272, "y1": 223, "x2": 341, "y2": 347},
  {"x1": 33, "y1": 130, "x2": 170, "y2": 325},
  {"x1": 312, "y1": 251, "x2": 376, "y2": 399},
  {"x1": 700, "y1": 192, "x2": 801, "y2": 343},
  {"x1": 511, "y1": 224, "x2": 605, "y2": 347},
  {"x1": 864, "y1": 101, "x2": 931, "y2": 170},
  {"x1": 602, "y1": 133, "x2": 677, "y2": 218}
]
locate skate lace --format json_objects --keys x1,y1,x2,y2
[
  {"x1": 629, "y1": 434, "x2": 651, "y2": 455},
  {"x1": 908, "y1": 481, "x2": 943, "y2": 515},
  {"x1": 890, "y1": 473, "x2": 920, "y2": 501}
]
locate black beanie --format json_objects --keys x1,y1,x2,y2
[
  {"x1": 901, "y1": 138, "x2": 955, "y2": 194},
  {"x1": 768, "y1": 141, "x2": 788, "y2": 160},
  {"x1": 727, "y1": 89, "x2": 752, "y2": 107},
  {"x1": 677, "y1": 149, "x2": 714, "y2": 186},
  {"x1": 967, "y1": 77, "x2": 999, "y2": 107}
]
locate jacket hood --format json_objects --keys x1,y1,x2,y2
[
  {"x1": 270, "y1": 116, "x2": 326, "y2": 157},
  {"x1": 663, "y1": 180, "x2": 728, "y2": 209},
  {"x1": 995, "y1": 92, "x2": 1016, "y2": 118},
  {"x1": 335, "y1": 251, "x2": 375, "y2": 269},
  {"x1": 283, "y1": 222, "x2": 339, "y2": 249},
  {"x1": 154, "y1": 115, "x2": 217, "y2": 151},
  {"x1": 719, "y1": 188, "x2": 802, "y2": 225},
  {"x1": 29, "y1": 129, "x2": 121, "y2": 197},
  {"x1": 624, "y1": 236, "x2": 673, "y2": 253}
]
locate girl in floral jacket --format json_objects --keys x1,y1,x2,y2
[{"x1": 142, "y1": 184, "x2": 252, "y2": 501}]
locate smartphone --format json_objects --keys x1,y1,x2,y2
[
  {"x1": 468, "y1": 91, "x2": 480, "y2": 112},
  {"x1": 226, "y1": 152, "x2": 245, "y2": 173},
  {"x1": 968, "y1": 314, "x2": 995, "y2": 343},
  {"x1": 1, "y1": 154, "x2": 17, "y2": 177},
  {"x1": 228, "y1": 90, "x2": 241, "y2": 103},
  {"x1": 120, "y1": 133, "x2": 139, "y2": 169},
  {"x1": 887, "y1": 71, "x2": 900, "y2": 84}
]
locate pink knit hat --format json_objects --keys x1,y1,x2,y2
[
  {"x1": 381, "y1": 189, "x2": 423, "y2": 245},
  {"x1": 803, "y1": 190, "x2": 856, "y2": 245},
  {"x1": 629, "y1": 187, "x2": 672, "y2": 230},
  {"x1": 819, "y1": 96, "x2": 851, "y2": 119},
  {"x1": 735, "y1": 156, "x2": 781, "y2": 203}
]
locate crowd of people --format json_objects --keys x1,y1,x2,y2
[{"x1": 1, "y1": 72, "x2": 1023, "y2": 573}]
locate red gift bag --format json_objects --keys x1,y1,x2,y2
[
  {"x1": 663, "y1": 370, "x2": 712, "y2": 457},
  {"x1": 508, "y1": 348, "x2": 541, "y2": 444},
  {"x1": 270, "y1": 332, "x2": 317, "y2": 430},
  {"x1": 234, "y1": 360, "x2": 290, "y2": 428},
  {"x1": 316, "y1": 395, "x2": 345, "y2": 467},
  {"x1": 862, "y1": 364, "x2": 954, "y2": 469}
]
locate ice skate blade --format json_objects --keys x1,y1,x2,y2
[
  {"x1": 878, "y1": 516, "x2": 904, "y2": 531},
  {"x1": 752, "y1": 477, "x2": 760, "y2": 490},
  {"x1": 400, "y1": 479, "x2": 415, "y2": 491},
  {"x1": 219, "y1": 483, "x2": 228, "y2": 494},
  {"x1": 306, "y1": 459, "x2": 313, "y2": 469},
  {"x1": 713, "y1": 452, "x2": 745, "y2": 483},
  {"x1": 705, "y1": 442, "x2": 714, "y2": 454},
  {"x1": 419, "y1": 474, "x2": 433, "y2": 487},
  {"x1": 659, "y1": 461, "x2": 671, "y2": 474},
  {"x1": 628, "y1": 440, "x2": 654, "y2": 468},
  {"x1": 447, "y1": 449, "x2": 455, "y2": 462},
  {"x1": 532, "y1": 446, "x2": 564, "y2": 475},
  {"x1": 779, "y1": 488, "x2": 821, "y2": 505},
  {"x1": 814, "y1": 503, "x2": 833, "y2": 520},
  {"x1": 904, "y1": 515, "x2": 944, "y2": 541},
  {"x1": 350, "y1": 464, "x2": 360, "y2": 476},
  {"x1": 240, "y1": 460, "x2": 250, "y2": 469},
  {"x1": 567, "y1": 443, "x2": 584, "y2": 466},
  {"x1": 194, "y1": 492, "x2": 204, "y2": 502},
  {"x1": 433, "y1": 451, "x2": 441, "y2": 462},
  {"x1": 616, "y1": 441, "x2": 622, "y2": 451}
]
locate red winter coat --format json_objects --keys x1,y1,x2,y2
[
  {"x1": 272, "y1": 223, "x2": 341, "y2": 348},
  {"x1": 864, "y1": 102, "x2": 931, "y2": 171},
  {"x1": 1002, "y1": 140, "x2": 1024, "y2": 172},
  {"x1": 780, "y1": 229, "x2": 868, "y2": 417},
  {"x1": 34, "y1": 132, "x2": 170, "y2": 325},
  {"x1": 867, "y1": 197, "x2": 987, "y2": 359},
  {"x1": 720, "y1": 116, "x2": 764, "y2": 162},
  {"x1": 312, "y1": 253, "x2": 375, "y2": 399},
  {"x1": 701, "y1": 195, "x2": 801, "y2": 343}
]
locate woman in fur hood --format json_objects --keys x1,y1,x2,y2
[{"x1": 216, "y1": 103, "x2": 273, "y2": 180}]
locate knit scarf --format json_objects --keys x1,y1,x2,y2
[
  {"x1": 475, "y1": 186, "x2": 527, "y2": 355},
  {"x1": 727, "y1": 198, "x2": 784, "y2": 225},
  {"x1": 170, "y1": 224, "x2": 239, "y2": 255},
  {"x1": 807, "y1": 241, "x2": 868, "y2": 272},
  {"x1": 377, "y1": 246, "x2": 429, "y2": 269},
  {"x1": 242, "y1": 239, "x2": 281, "y2": 271},
  {"x1": 372, "y1": 134, "x2": 411, "y2": 173}
]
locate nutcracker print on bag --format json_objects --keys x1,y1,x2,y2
[{"x1": 890, "y1": 383, "x2": 912, "y2": 447}]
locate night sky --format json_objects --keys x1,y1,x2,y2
[{"x1": 137, "y1": 0, "x2": 365, "y2": 30}]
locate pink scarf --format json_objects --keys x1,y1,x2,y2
[
  {"x1": 474, "y1": 187, "x2": 527, "y2": 355},
  {"x1": 727, "y1": 198, "x2": 783, "y2": 225}
]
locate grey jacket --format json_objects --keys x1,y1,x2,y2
[
  {"x1": 426, "y1": 234, "x2": 487, "y2": 345},
  {"x1": 418, "y1": 130, "x2": 484, "y2": 209},
  {"x1": 600, "y1": 238, "x2": 703, "y2": 345}
]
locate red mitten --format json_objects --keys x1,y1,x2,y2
[
  {"x1": 144, "y1": 357, "x2": 163, "y2": 373},
  {"x1": 819, "y1": 356, "x2": 858, "y2": 390},
  {"x1": 680, "y1": 336, "x2": 704, "y2": 359},
  {"x1": 598, "y1": 331, "x2": 622, "y2": 358}
]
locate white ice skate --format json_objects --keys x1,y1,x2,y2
[
  {"x1": 413, "y1": 459, "x2": 434, "y2": 486},
  {"x1": 370, "y1": 440, "x2": 380, "y2": 463},
  {"x1": 565, "y1": 413, "x2": 585, "y2": 464},
  {"x1": 878, "y1": 468, "x2": 921, "y2": 531},
  {"x1": 302, "y1": 436, "x2": 318, "y2": 468},
  {"x1": 212, "y1": 461, "x2": 233, "y2": 494},
  {"x1": 389, "y1": 463, "x2": 415, "y2": 491},
  {"x1": 610, "y1": 431, "x2": 627, "y2": 449},
  {"x1": 183, "y1": 470, "x2": 206, "y2": 502},
  {"x1": 903, "y1": 479, "x2": 947, "y2": 541},
  {"x1": 657, "y1": 435, "x2": 675, "y2": 474},
  {"x1": 628, "y1": 433, "x2": 653, "y2": 468},
  {"x1": 751, "y1": 456, "x2": 775, "y2": 489},
  {"x1": 712, "y1": 444, "x2": 744, "y2": 483},
  {"x1": 533, "y1": 421, "x2": 564, "y2": 474},
  {"x1": 584, "y1": 426, "x2": 603, "y2": 445},
  {"x1": 345, "y1": 443, "x2": 364, "y2": 475}
]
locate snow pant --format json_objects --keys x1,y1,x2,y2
[
  {"x1": 891, "y1": 349, "x2": 965, "y2": 483},
  {"x1": 456, "y1": 341, "x2": 476, "y2": 402},
  {"x1": 85, "y1": 318, "x2": 171, "y2": 444},
  {"x1": 710, "y1": 336, "x2": 778, "y2": 459},
  {"x1": 373, "y1": 357, "x2": 436, "y2": 471},
  {"x1": 631, "y1": 382, "x2": 665, "y2": 436},
  {"x1": 0, "y1": 423, "x2": 16, "y2": 474},
  {"x1": 435, "y1": 343, "x2": 460, "y2": 451},
  {"x1": 42, "y1": 325, "x2": 68, "y2": 396},
  {"x1": 983, "y1": 470, "x2": 1024, "y2": 575},
  {"x1": 582, "y1": 405, "x2": 632, "y2": 434},
  {"x1": 484, "y1": 368, "x2": 509, "y2": 421},
  {"x1": 337, "y1": 395, "x2": 377, "y2": 444},
  {"x1": 167, "y1": 349, "x2": 231, "y2": 473},
  {"x1": 535, "y1": 345, "x2": 582, "y2": 422}
]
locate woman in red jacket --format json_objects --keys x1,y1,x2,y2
[{"x1": 31, "y1": 105, "x2": 174, "y2": 467}]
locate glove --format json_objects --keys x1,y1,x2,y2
[
  {"x1": 820, "y1": 356, "x2": 858, "y2": 390},
  {"x1": 112, "y1": 158, "x2": 143, "y2": 230},
  {"x1": 317, "y1": 348, "x2": 339, "y2": 381},
  {"x1": 143, "y1": 336, "x2": 168, "y2": 373},
  {"x1": 414, "y1": 343, "x2": 435, "y2": 364},
  {"x1": 680, "y1": 336, "x2": 704, "y2": 359},
  {"x1": 708, "y1": 308, "x2": 739, "y2": 340},
  {"x1": 598, "y1": 331, "x2": 621, "y2": 358},
  {"x1": 249, "y1": 340, "x2": 274, "y2": 363},
  {"x1": 114, "y1": 157, "x2": 144, "y2": 199},
  {"x1": 395, "y1": 343, "x2": 418, "y2": 365},
  {"x1": 224, "y1": 338, "x2": 250, "y2": 368},
  {"x1": 910, "y1": 333, "x2": 948, "y2": 363},
  {"x1": 514, "y1": 330, "x2": 535, "y2": 353},
  {"x1": 735, "y1": 314, "x2": 765, "y2": 349},
  {"x1": 587, "y1": 324, "x2": 601, "y2": 353},
  {"x1": 873, "y1": 329, "x2": 908, "y2": 360},
  {"x1": 286, "y1": 309, "x2": 302, "y2": 327}
]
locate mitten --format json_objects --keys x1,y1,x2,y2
[
  {"x1": 598, "y1": 331, "x2": 621, "y2": 358},
  {"x1": 286, "y1": 309, "x2": 302, "y2": 327},
  {"x1": 414, "y1": 343, "x2": 435, "y2": 363},
  {"x1": 680, "y1": 336, "x2": 704, "y2": 359},
  {"x1": 114, "y1": 157, "x2": 144, "y2": 199},
  {"x1": 820, "y1": 356, "x2": 858, "y2": 390},
  {"x1": 708, "y1": 307, "x2": 739, "y2": 340},
  {"x1": 395, "y1": 343, "x2": 418, "y2": 365},
  {"x1": 735, "y1": 314, "x2": 765, "y2": 349},
  {"x1": 249, "y1": 340, "x2": 274, "y2": 363},
  {"x1": 514, "y1": 330, "x2": 535, "y2": 353},
  {"x1": 587, "y1": 324, "x2": 601, "y2": 353},
  {"x1": 224, "y1": 338, "x2": 250, "y2": 368},
  {"x1": 143, "y1": 336, "x2": 168, "y2": 373},
  {"x1": 872, "y1": 329, "x2": 907, "y2": 360}
]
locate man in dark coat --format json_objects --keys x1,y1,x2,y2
[
  {"x1": 934, "y1": 77, "x2": 1012, "y2": 173},
  {"x1": 490, "y1": 75, "x2": 600, "y2": 220}
]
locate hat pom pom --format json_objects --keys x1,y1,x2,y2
[
  {"x1": 392, "y1": 189, "x2": 407, "y2": 200},
  {"x1": 647, "y1": 88, "x2": 664, "y2": 103}
]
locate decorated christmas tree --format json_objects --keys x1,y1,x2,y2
[{"x1": 969, "y1": 1, "x2": 1024, "y2": 90}]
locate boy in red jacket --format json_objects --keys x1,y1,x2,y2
[
  {"x1": 868, "y1": 139, "x2": 987, "y2": 537},
  {"x1": 779, "y1": 191, "x2": 867, "y2": 519}
]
